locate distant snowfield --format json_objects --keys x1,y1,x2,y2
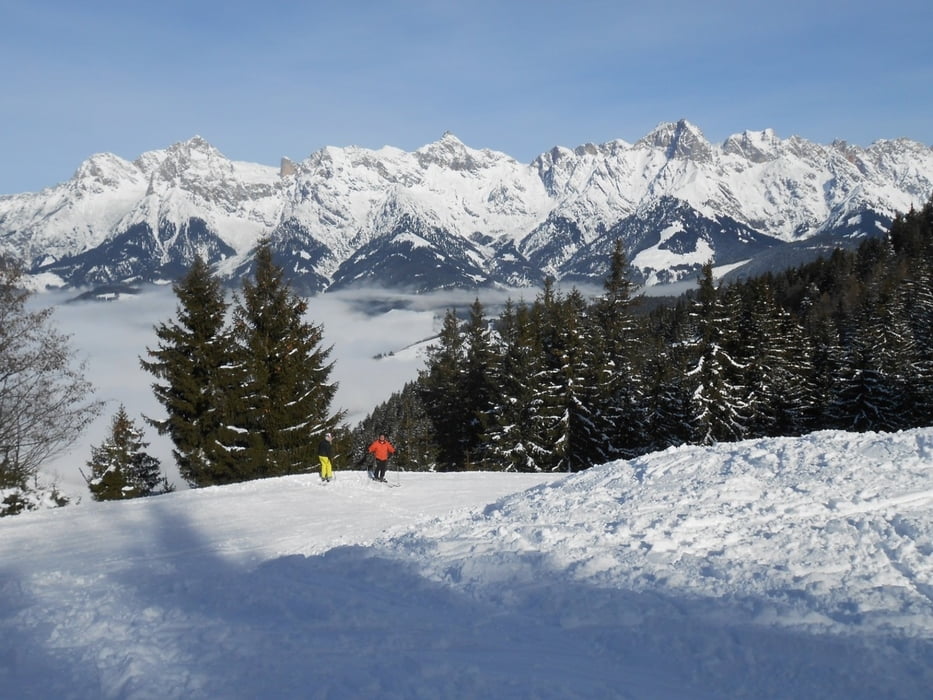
[{"x1": 2, "y1": 428, "x2": 932, "y2": 699}]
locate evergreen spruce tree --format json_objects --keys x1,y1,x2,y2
[
  {"x1": 642, "y1": 305, "x2": 696, "y2": 449},
  {"x1": 481, "y1": 300, "x2": 546, "y2": 471},
  {"x1": 419, "y1": 309, "x2": 467, "y2": 470},
  {"x1": 891, "y1": 199, "x2": 933, "y2": 426},
  {"x1": 223, "y1": 241, "x2": 344, "y2": 479},
  {"x1": 591, "y1": 240, "x2": 647, "y2": 458},
  {"x1": 684, "y1": 265, "x2": 749, "y2": 445},
  {"x1": 84, "y1": 405, "x2": 170, "y2": 500},
  {"x1": 738, "y1": 278, "x2": 813, "y2": 437},
  {"x1": 552, "y1": 288, "x2": 606, "y2": 471},
  {"x1": 806, "y1": 305, "x2": 848, "y2": 431},
  {"x1": 460, "y1": 299, "x2": 498, "y2": 468},
  {"x1": 141, "y1": 256, "x2": 237, "y2": 487},
  {"x1": 903, "y1": 262, "x2": 933, "y2": 425},
  {"x1": 524, "y1": 279, "x2": 576, "y2": 472},
  {"x1": 829, "y1": 265, "x2": 914, "y2": 432},
  {"x1": 394, "y1": 383, "x2": 439, "y2": 471}
]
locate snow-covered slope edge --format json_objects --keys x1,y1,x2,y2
[
  {"x1": 1, "y1": 428, "x2": 930, "y2": 698},
  {"x1": 382, "y1": 428, "x2": 933, "y2": 697},
  {"x1": 393, "y1": 429, "x2": 933, "y2": 637}
]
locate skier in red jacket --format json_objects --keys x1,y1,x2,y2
[{"x1": 367, "y1": 433, "x2": 396, "y2": 482}]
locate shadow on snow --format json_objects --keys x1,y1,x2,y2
[{"x1": 1, "y1": 503, "x2": 931, "y2": 699}]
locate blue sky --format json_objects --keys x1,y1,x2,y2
[{"x1": 2, "y1": 0, "x2": 931, "y2": 194}]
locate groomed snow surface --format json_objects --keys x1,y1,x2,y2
[{"x1": 2, "y1": 428, "x2": 932, "y2": 699}]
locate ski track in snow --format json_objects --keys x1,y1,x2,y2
[{"x1": 2, "y1": 430, "x2": 933, "y2": 698}]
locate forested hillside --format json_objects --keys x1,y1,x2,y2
[{"x1": 352, "y1": 195, "x2": 933, "y2": 472}]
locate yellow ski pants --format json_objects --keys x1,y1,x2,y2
[{"x1": 319, "y1": 456, "x2": 333, "y2": 480}]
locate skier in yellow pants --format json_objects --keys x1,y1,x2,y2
[{"x1": 317, "y1": 432, "x2": 334, "y2": 482}]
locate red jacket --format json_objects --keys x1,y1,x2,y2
[{"x1": 368, "y1": 438, "x2": 396, "y2": 461}]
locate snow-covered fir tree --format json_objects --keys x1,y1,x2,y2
[
  {"x1": 737, "y1": 279, "x2": 813, "y2": 437},
  {"x1": 460, "y1": 299, "x2": 498, "y2": 468},
  {"x1": 141, "y1": 256, "x2": 237, "y2": 487},
  {"x1": 222, "y1": 240, "x2": 344, "y2": 479},
  {"x1": 418, "y1": 309, "x2": 467, "y2": 470},
  {"x1": 590, "y1": 240, "x2": 647, "y2": 458},
  {"x1": 684, "y1": 264, "x2": 750, "y2": 445},
  {"x1": 480, "y1": 300, "x2": 547, "y2": 472},
  {"x1": 829, "y1": 243, "x2": 915, "y2": 432},
  {"x1": 84, "y1": 405, "x2": 170, "y2": 501},
  {"x1": 523, "y1": 279, "x2": 576, "y2": 472},
  {"x1": 641, "y1": 310, "x2": 697, "y2": 450}
]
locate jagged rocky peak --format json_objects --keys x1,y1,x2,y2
[
  {"x1": 637, "y1": 119, "x2": 712, "y2": 162},
  {"x1": 535, "y1": 145, "x2": 575, "y2": 166},
  {"x1": 292, "y1": 144, "x2": 389, "y2": 189},
  {"x1": 149, "y1": 135, "x2": 219, "y2": 166},
  {"x1": 534, "y1": 143, "x2": 588, "y2": 177},
  {"x1": 169, "y1": 134, "x2": 216, "y2": 156},
  {"x1": 830, "y1": 138, "x2": 864, "y2": 159},
  {"x1": 574, "y1": 143, "x2": 600, "y2": 157},
  {"x1": 155, "y1": 136, "x2": 230, "y2": 182},
  {"x1": 529, "y1": 145, "x2": 579, "y2": 196},
  {"x1": 70, "y1": 152, "x2": 137, "y2": 189},
  {"x1": 415, "y1": 131, "x2": 485, "y2": 171},
  {"x1": 299, "y1": 146, "x2": 347, "y2": 180},
  {"x1": 830, "y1": 138, "x2": 872, "y2": 163},
  {"x1": 828, "y1": 139, "x2": 876, "y2": 177},
  {"x1": 533, "y1": 139, "x2": 629, "y2": 171},
  {"x1": 279, "y1": 157, "x2": 297, "y2": 178},
  {"x1": 722, "y1": 128, "x2": 782, "y2": 163}
]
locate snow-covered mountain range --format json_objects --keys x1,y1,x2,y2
[{"x1": 2, "y1": 120, "x2": 932, "y2": 294}]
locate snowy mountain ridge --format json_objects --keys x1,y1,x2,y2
[{"x1": 2, "y1": 121, "x2": 931, "y2": 293}]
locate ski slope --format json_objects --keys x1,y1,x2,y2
[{"x1": 2, "y1": 429, "x2": 932, "y2": 698}]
